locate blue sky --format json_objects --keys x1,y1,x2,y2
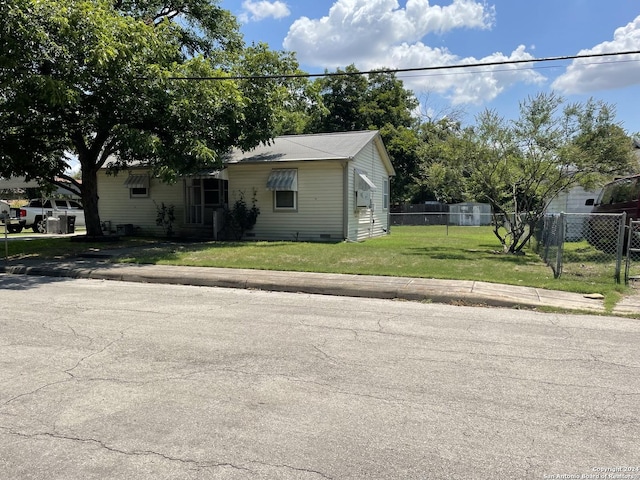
[{"x1": 221, "y1": 0, "x2": 640, "y2": 134}]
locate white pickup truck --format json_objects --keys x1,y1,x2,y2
[
  {"x1": 0, "y1": 199, "x2": 27, "y2": 233},
  {"x1": 20, "y1": 198, "x2": 85, "y2": 233}
]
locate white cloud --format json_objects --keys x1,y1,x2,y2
[
  {"x1": 285, "y1": 0, "x2": 495, "y2": 67},
  {"x1": 402, "y1": 45, "x2": 546, "y2": 105},
  {"x1": 239, "y1": 0, "x2": 290, "y2": 23},
  {"x1": 552, "y1": 15, "x2": 640, "y2": 95},
  {"x1": 283, "y1": 0, "x2": 544, "y2": 105}
]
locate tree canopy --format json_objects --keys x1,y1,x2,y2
[
  {"x1": 417, "y1": 93, "x2": 636, "y2": 253},
  {"x1": 294, "y1": 65, "x2": 420, "y2": 203},
  {"x1": 1, "y1": 0, "x2": 300, "y2": 235}
]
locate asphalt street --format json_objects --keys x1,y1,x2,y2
[{"x1": 1, "y1": 275, "x2": 639, "y2": 479}]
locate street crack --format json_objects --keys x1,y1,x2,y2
[
  {"x1": 252, "y1": 461, "x2": 333, "y2": 479},
  {"x1": 0, "y1": 426, "x2": 254, "y2": 472}
]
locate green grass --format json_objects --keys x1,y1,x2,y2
[
  {"x1": 2, "y1": 225, "x2": 631, "y2": 309},
  {"x1": 121, "y1": 226, "x2": 628, "y2": 298},
  {"x1": 0, "y1": 228, "x2": 151, "y2": 259}
]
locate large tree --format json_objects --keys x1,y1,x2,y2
[
  {"x1": 466, "y1": 93, "x2": 636, "y2": 253},
  {"x1": 0, "y1": 0, "x2": 300, "y2": 236},
  {"x1": 302, "y1": 65, "x2": 420, "y2": 204},
  {"x1": 412, "y1": 118, "x2": 468, "y2": 204}
]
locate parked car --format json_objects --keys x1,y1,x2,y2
[
  {"x1": 20, "y1": 198, "x2": 85, "y2": 233},
  {"x1": 0, "y1": 199, "x2": 27, "y2": 233},
  {"x1": 585, "y1": 174, "x2": 640, "y2": 252}
]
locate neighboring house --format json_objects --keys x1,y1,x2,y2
[
  {"x1": 0, "y1": 176, "x2": 80, "y2": 198},
  {"x1": 545, "y1": 186, "x2": 600, "y2": 215},
  {"x1": 97, "y1": 130, "x2": 395, "y2": 242},
  {"x1": 545, "y1": 186, "x2": 602, "y2": 241}
]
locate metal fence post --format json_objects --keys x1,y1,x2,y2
[
  {"x1": 614, "y1": 212, "x2": 626, "y2": 284},
  {"x1": 542, "y1": 215, "x2": 551, "y2": 265},
  {"x1": 554, "y1": 213, "x2": 565, "y2": 278},
  {"x1": 626, "y1": 220, "x2": 640, "y2": 284}
]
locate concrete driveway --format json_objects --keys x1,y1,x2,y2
[{"x1": 1, "y1": 275, "x2": 639, "y2": 479}]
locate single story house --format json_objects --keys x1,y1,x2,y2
[{"x1": 97, "y1": 130, "x2": 395, "y2": 242}]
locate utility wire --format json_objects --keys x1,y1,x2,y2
[{"x1": 167, "y1": 49, "x2": 640, "y2": 81}]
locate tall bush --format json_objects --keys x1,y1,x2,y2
[{"x1": 224, "y1": 189, "x2": 260, "y2": 240}]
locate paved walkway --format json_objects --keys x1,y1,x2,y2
[{"x1": 2, "y1": 249, "x2": 639, "y2": 316}]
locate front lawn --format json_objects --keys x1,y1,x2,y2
[
  {"x1": 118, "y1": 226, "x2": 627, "y2": 299},
  {"x1": 3, "y1": 225, "x2": 628, "y2": 308}
]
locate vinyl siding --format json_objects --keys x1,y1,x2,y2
[
  {"x1": 227, "y1": 161, "x2": 345, "y2": 242},
  {"x1": 97, "y1": 133, "x2": 394, "y2": 241},
  {"x1": 545, "y1": 186, "x2": 602, "y2": 241},
  {"x1": 97, "y1": 169, "x2": 185, "y2": 236},
  {"x1": 546, "y1": 186, "x2": 600, "y2": 214},
  {"x1": 348, "y1": 140, "x2": 392, "y2": 241}
]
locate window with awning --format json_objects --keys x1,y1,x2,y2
[
  {"x1": 355, "y1": 169, "x2": 376, "y2": 191},
  {"x1": 267, "y1": 169, "x2": 298, "y2": 191},
  {"x1": 123, "y1": 174, "x2": 149, "y2": 197},
  {"x1": 355, "y1": 169, "x2": 376, "y2": 208},
  {"x1": 123, "y1": 175, "x2": 149, "y2": 189},
  {"x1": 267, "y1": 169, "x2": 298, "y2": 210}
]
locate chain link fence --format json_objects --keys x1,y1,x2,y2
[
  {"x1": 535, "y1": 212, "x2": 627, "y2": 283},
  {"x1": 389, "y1": 211, "x2": 632, "y2": 284},
  {"x1": 625, "y1": 220, "x2": 640, "y2": 284},
  {"x1": 391, "y1": 211, "x2": 495, "y2": 227}
]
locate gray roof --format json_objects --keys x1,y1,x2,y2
[{"x1": 225, "y1": 130, "x2": 381, "y2": 164}]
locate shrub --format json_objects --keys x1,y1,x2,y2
[
  {"x1": 155, "y1": 202, "x2": 176, "y2": 238},
  {"x1": 224, "y1": 189, "x2": 260, "y2": 240}
]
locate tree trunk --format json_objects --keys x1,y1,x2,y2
[{"x1": 81, "y1": 161, "x2": 103, "y2": 237}]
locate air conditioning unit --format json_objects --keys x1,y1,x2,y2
[{"x1": 356, "y1": 189, "x2": 370, "y2": 208}]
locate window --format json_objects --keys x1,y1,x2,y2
[
  {"x1": 382, "y1": 178, "x2": 389, "y2": 210},
  {"x1": 123, "y1": 174, "x2": 149, "y2": 198},
  {"x1": 267, "y1": 169, "x2": 298, "y2": 211},
  {"x1": 130, "y1": 187, "x2": 148, "y2": 197},
  {"x1": 275, "y1": 190, "x2": 296, "y2": 209},
  {"x1": 203, "y1": 178, "x2": 227, "y2": 206}
]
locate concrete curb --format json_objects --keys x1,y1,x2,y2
[{"x1": 1, "y1": 260, "x2": 616, "y2": 314}]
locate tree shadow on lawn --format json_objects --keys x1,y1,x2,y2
[
  {"x1": 114, "y1": 239, "x2": 292, "y2": 264},
  {"x1": 403, "y1": 246, "x2": 537, "y2": 264}
]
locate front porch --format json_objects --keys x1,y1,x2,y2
[{"x1": 182, "y1": 175, "x2": 229, "y2": 239}]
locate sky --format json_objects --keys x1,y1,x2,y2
[{"x1": 221, "y1": 0, "x2": 640, "y2": 134}]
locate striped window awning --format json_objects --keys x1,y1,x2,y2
[
  {"x1": 123, "y1": 175, "x2": 149, "y2": 189},
  {"x1": 355, "y1": 169, "x2": 376, "y2": 191},
  {"x1": 266, "y1": 169, "x2": 298, "y2": 191}
]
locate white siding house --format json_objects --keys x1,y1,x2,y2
[
  {"x1": 545, "y1": 186, "x2": 602, "y2": 241},
  {"x1": 97, "y1": 130, "x2": 395, "y2": 241},
  {"x1": 97, "y1": 170, "x2": 185, "y2": 236},
  {"x1": 546, "y1": 186, "x2": 600, "y2": 215},
  {"x1": 225, "y1": 130, "x2": 395, "y2": 242}
]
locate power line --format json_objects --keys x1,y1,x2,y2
[
  {"x1": 398, "y1": 57, "x2": 640, "y2": 80},
  {"x1": 167, "y1": 49, "x2": 640, "y2": 81}
]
